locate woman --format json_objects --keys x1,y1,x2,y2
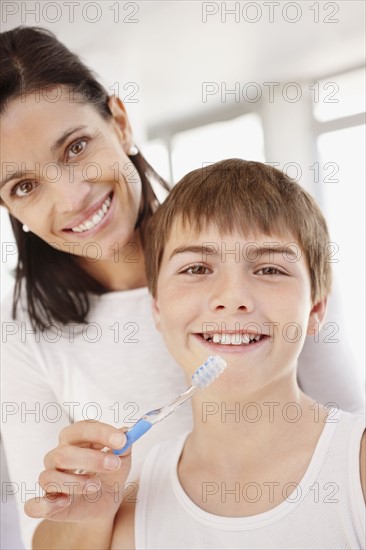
[{"x1": 1, "y1": 27, "x2": 363, "y2": 550}]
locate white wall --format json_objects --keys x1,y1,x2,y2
[{"x1": 1, "y1": 208, "x2": 17, "y2": 300}]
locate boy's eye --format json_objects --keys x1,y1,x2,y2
[
  {"x1": 67, "y1": 138, "x2": 88, "y2": 159},
  {"x1": 11, "y1": 180, "x2": 37, "y2": 198},
  {"x1": 256, "y1": 266, "x2": 285, "y2": 276},
  {"x1": 182, "y1": 265, "x2": 210, "y2": 275}
]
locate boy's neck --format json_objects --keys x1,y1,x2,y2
[
  {"x1": 177, "y1": 374, "x2": 328, "y2": 516},
  {"x1": 184, "y1": 372, "x2": 328, "y2": 471}
]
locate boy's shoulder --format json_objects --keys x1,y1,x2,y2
[
  {"x1": 110, "y1": 434, "x2": 187, "y2": 549},
  {"x1": 338, "y1": 410, "x2": 365, "y2": 502}
]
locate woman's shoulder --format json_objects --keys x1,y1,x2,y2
[
  {"x1": 360, "y1": 430, "x2": 366, "y2": 502},
  {"x1": 1, "y1": 289, "x2": 14, "y2": 317},
  {"x1": 1, "y1": 286, "x2": 28, "y2": 322},
  {"x1": 1, "y1": 284, "x2": 152, "y2": 321},
  {"x1": 89, "y1": 286, "x2": 150, "y2": 304}
]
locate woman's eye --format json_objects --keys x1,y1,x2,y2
[
  {"x1": 67, "y1": 138, "x2": 87, "y2": 158},
  {"x1": 12, "y1": 180, "x2": 36, "y2": 197},
  {"x1": 184, "y1": 265, "x2": 210, "y2": 275},
  {"x1": 257, "y1": 266, "x2": 284, "y2": 276}
]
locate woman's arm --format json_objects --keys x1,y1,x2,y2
[
  {"x1": 1, "y1": 294, "x2": 129, "y2": 549},
  {"x1": 32, "y1": 517, "x2": 116, "y2": 550},
  {"x1": 31, "y1": 459, "x2": 137, "y2": 550},
  {"x1": 1, "y1": 295, "x2": 69, "y2": 548},
  {"x1": 110, "y1": 492, "x2": 136, "y2": 550},
  {"x1": 23, "y1": 418, "x2": 131, "y2": 545}
]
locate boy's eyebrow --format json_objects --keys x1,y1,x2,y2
[
  {"x1": 249, "y1": 246, "x2": 299, "y2": 259},
  {"x1": 0, "y1": 125, "x2": 87, "y2": 189},
  {"x1": 169, "y1": 245, "x2": 299, "y2": 260},
  {"x1": 169, "y1": 245, "x2": 219, "y2": 260}
]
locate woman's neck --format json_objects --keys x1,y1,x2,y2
[{"x1": 78, "y1": 230, "x2": 147, "y2": 291}]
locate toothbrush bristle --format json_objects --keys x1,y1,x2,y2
[{"x1": 191, "y1": 356, "x2": 227, "y2": 389}]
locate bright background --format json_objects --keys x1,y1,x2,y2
[
  {"x1": 1, "y1": 3, "x2": 365, "y2": 547},
  {"x1": 2, "y1": 1, "x2": 364, "y2": 374}
]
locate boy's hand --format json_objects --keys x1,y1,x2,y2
[{"x1": 25, "y1": 420, "x2": 132, "y2": 522}]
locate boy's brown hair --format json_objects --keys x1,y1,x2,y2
[{"x1": 145, "y1": 159, "x2": 332, "y2": 304}]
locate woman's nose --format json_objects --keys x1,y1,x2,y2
[
  {"x1": 208, "y1": 271, "x2": 254, "y2": 314},
  {"x1": 49, "y1": 170, "x2": 92, "y2": 214}
]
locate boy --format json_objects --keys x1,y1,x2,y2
[{"x1": 112, "y1": 159, "x2": 365, "y2": 549}]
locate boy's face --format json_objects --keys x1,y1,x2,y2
[{"x1": 152, "y1": 219, "x2": 326, "y2": 394}]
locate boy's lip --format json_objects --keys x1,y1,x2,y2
[
  {"x1": 192, "y1": 332, "x2": 270, "y2": 354},
  {"x1": 196, "y1": 328, "x2": 269, "y2": 339}
]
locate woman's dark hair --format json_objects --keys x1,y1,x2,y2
[{"x1": 0, "y1": 26, "x2": 170, "y2": 330}]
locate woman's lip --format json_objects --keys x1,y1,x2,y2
[
  {"x1": 63, "y1": 191, "x2": 112, "y2": 231},
  {"x1": 192, "y1": 333, "x2": 270, "y2": 354},
  {"x1": 62, "y1": 192, "x2": 114, "y2": 237}
]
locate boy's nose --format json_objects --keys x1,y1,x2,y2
[{"x1": 208, "y1": 272, "x2": 254, "y2": 314}]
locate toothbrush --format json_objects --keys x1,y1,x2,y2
[
  {"x1": 113, "y1": 354, "x2": 227, "y2": 455},
  {"x1": 73, "y1": 355, "x2": 226, "y2": 473}
]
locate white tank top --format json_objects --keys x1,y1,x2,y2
[{"x1": 135, "y1": 410, "x2": 365, "y2": 549}]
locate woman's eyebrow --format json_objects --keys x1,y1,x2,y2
[
  {"x1": 0, "y1": 125, "x2": 89, "y2": 189},
  {"x1": 50, "y1": 125, "x2": 88, "y2": 154}
]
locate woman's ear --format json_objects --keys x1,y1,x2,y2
[
  {"x1": 307, "y1": 298, "x2": 327, "y2": 336},
  {"x1": 151, "y1": 297, "x2": 161, "y2": 332},
  {"x1": 107, "y1": 96, "x2": 134, "y2": 153}
]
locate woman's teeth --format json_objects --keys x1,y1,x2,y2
[
  {"x1": 71, "y1": 195, "x2": 112, "y2": 233},
  {"x1": 202, "y1": 333, "x2": 262, "y2": 345}
]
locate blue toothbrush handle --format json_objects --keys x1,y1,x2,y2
[{"x1": 112, "y1": 419, "x2": 153, "y2": 455}]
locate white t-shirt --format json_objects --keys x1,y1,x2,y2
[
  {"x1": 1, "y1": 287, "x2": 364, "y2": 548},
  {"x1": 1, "y1": 287, "x2": 192, "y2": 548},
  {"x1": 135, "y1": 410, "x2": 365, "y2": 549}
]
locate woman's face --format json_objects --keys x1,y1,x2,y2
[{"x1": 0, "y1": 88, "x2": 142, "y2": 261}]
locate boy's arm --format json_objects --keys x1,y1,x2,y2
[{"x1": 360, "y1": 431, "x2": 366, "y2": 503}]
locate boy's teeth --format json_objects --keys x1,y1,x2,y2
[
  {"x1": 70, "y1": 196, "x2": 111, "y2": 233},
  {"x1": 231, "y1": 334, "x2": 242, "y2": 345},
  {"x1": 203, "y1": 333, "x2": 261, "y2": 345}
]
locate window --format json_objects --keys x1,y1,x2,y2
[
  {"x1": 171, "y1": 113, "x2": 264, "y2": 182},
  {"x1": 313, "y1": 68, "x2": 365, "y2": 122},
  {"x1": 314, "y1": 68, "x2": 365, "y2": 380},
  {"x1": 140, "y1": 139, "x2": 171, "y2": 201}
]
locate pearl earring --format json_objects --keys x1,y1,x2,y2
[
  {"x1": 128, "y1": 145, "x2": 138, "y2": 156},
  {"x1": 22, "y1": 224, "x2": 30, "y2": 233}
]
